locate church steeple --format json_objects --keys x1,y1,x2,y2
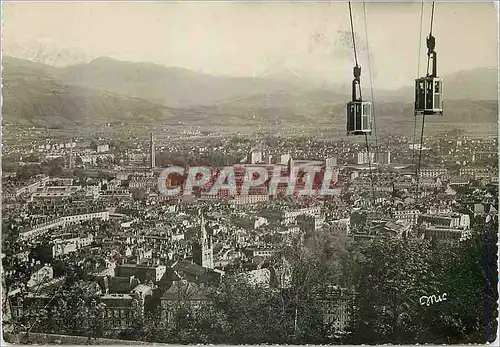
[
  {"x1": 200, "y1": 210, "x2": 206, "y2": 239},
  {"x1": 192, "y1": 209, "x2": 214, "y2": 269}
]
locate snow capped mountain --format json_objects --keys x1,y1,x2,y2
[{"x1": 3, "y1": 39, "x2": 95, "y2": 67}]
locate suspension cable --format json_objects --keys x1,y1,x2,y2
[
  {"x1": 362, "y1": 2, "x2": 379, "y2": 152},
  {"x1": 365, "y1": 133, "x2": 376, "y2": 206},
  {"x1": 429, "y1": 2, "x2": 435, "y2": 39},
  {"x1": 362, "y1": 2, "x2": 378, "y2": 199},
  {"x1": 416, "y1": 1, "x2": 436, "y2": 199},
  {"x1": 416, "y1": 114, "x2": 426, "y2": 198},
  {"x1": 412, "y1": 115, "x2": 418, "y2": 173},
  {"x1": 425, "y1": 2, "x2": 436, "y2": 76},
  {"x1": 412, "y1": 0, "x2": 424, "y2": 177},
  {"x1": 349, "y1": 1, "x2": 375, "y2": 206},
  {"x1": 348, "y1": 1, "x2": 359, "y2": 68}
]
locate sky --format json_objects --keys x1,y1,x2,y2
[{"x1": 3, "y1": 1, "x2": 498, "y2": 89}]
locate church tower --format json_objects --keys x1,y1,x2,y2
[{"x1": 192, "y1": 210, "x2": 213, "y2": 269}]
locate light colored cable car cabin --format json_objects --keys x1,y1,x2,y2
[
  {"x1": 347, "y1": 100, "x2": 372, "y2": 136},
  {"x1": 414, "y1": 76, "x2": 443, "y2": 116}
]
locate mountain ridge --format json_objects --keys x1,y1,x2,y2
[
  {"x1": 2, "y1": 56, "x2": 498, "y2": 134},
  {"x1": 4, "y1": 55, "x2": 498, "y2": 105}
]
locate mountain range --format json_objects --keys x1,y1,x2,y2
[
  {"x1": 2, "y1": 56, "x2": 498, "y2": 133},
  {"x1": 3, "y1": 40, "x2": 95, "y2": 67}
]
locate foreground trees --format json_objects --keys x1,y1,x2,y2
[
  {"x1": 7, "y1": 218, "x2": 496, "y2": 344},
  {"x1": 141, "y1": 269, "x2": 339, "y2": 344},
  {"x1": 431, "y1": 219, "x2": 498, "y2": 343},
  {"x1": 347, "y1": 220, "x2": 498, "y2": 344},
  {"x1": 347, "y1": 237, "x2": 444, "y2": 344}
]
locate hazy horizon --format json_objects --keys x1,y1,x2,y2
[{"x1": 3, "y1": 1, "x2": 498, "y2": 89}]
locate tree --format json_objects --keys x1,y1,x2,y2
[
  {"x1": 151, "y1": 284, "x2": 225, "y2": 344},
  {"x1": 206, "y1": 277, "x2": 288, "y2": 344},
  {"x1": 269, "y1": 236, "x2": 360, "y2": 344},
  {"x1": 424, "y1": 217, "x2": 498, "y2": 344},
  {"x1": 302, "y1": 229, "x2": 365, "y2": 289},
  {"x1": 290, "y1": 257, "x2": 337, "y2": 344},
  {"x1": 347, "y1": 237, "x2": 441, "y2": 344},
  {"x1": 89, "y1": 140, "x2": 98, "y2": 151},
  {"x1": 44, "y1": 157, "x2": 65, "y2": 176},
  {"x1": 116, "y1": 316, "x2": 147, "y2": 341},
  {"x1": 24, "y1": 154, "x2": 40, "y2": 163},
  {"x1": 130, "y1": 188, "x2": 147, "y2": 201},
  {"x1": 17, "y1": 164, "x2": 42, "y2": 179},
  {"x1": 348, "y1": 214, "x2": 499, "y2": 345},
  {"x1": 47, "y1": 280, "x2": 104, "y2": 339}
]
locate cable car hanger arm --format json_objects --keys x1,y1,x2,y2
[{"x1": 426, "y1": 2, "x2": 437, "y2": 77}]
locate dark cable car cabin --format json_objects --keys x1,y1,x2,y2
[
  {"x1": 414, "y1": 33, "x2": 443, "y2": 116},
  {"x1": 347, "y1": 65, "x2": 372, "y2": 135}
]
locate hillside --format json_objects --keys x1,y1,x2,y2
[
  {"x1": 2, "y1": 58, "x2": 180, "y2": 128},
  {"x1": 191, "y1": 93, "x2": 498, "y2": 123},
  {"x1": 2, "y1": 56, "x2": 498, "y2": 134},
  {"x1": 391, "y1": 67, "x2": 499, "y2": 102},
  {"x1": 55, "y1": 57, "x2": 310, "y2": 108},
  {"x1": 189, "y1": 94, "x2": 498, "y2": 136},
  {"x1": 4, "y1": 40, "x2": 94, "y2": 67},
  {"x1": 56, "y1": 57, "x2": 499, "y2": 106},
  {"x1": 9, "y1": 55, "x2": 497, "y2": 105}
]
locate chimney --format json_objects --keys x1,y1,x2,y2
[
  {"x1": 150, "y1": 132, "x2": 156, "y2": 169},
  {"x1": 69, "y1": 138, "x2": 74, "y2": 170}
]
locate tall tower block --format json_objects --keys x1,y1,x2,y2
[{"x1": 150, "y1": 132, "x2": 156, "y2": 169}]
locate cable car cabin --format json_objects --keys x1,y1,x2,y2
[
  {"x1": 415, "y1": 77, "x2": 443, "y2": 116},
  {"x1": 347, "y1": 101, "x2": 372, "y2": 135}
]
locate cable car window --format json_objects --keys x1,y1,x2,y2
[
  {"x1": 347, "y1": 104, "x2": 354, "y2": 131},
  {"x1": 355, "y1": 104, "x2": 361, "y2": 130},
  {"x1": 418, "y1": 80, "x2": 426, "y2": 109},
  {"x1": 434, "y1": 93, "x2": 441, "y2": 110},
  {"x1": 415, "y1": 80, "x2": 419, "y2": 103},
  {"x1": 361, "y1": 104, "x2": 367, "y2": 130},
  {"x1": 434, "y1": 80, "x2": 440, "y2": 93},
  {"x1": 426, "y1": 80, "x2": 433, "y2": 93},
  {"x1": 424, "y1": 81, "x2": 434, "y2": 110},
  {"x1": 362, "y1": 113, "x2": 369, "y2": 131},
  {"x1": 362, "y1": 103, "x2": 371, "y2": 116}
]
